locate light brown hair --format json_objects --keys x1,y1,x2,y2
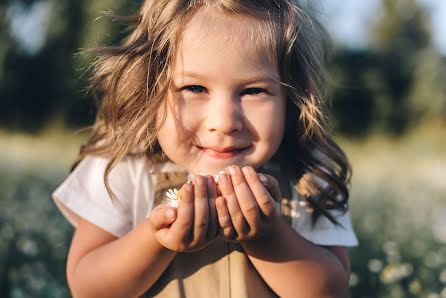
[{"x1": 75, "y1": 0, "x2": 351, "y2": 224}]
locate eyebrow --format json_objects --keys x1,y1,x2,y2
[{"x1": 173, "y1": 72, "x2": 281, "y2": 85}]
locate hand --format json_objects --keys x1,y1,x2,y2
[
  {"x1": 148, "y1": 175, "x2": 218, "y2": 252},
  {"x1": 215, "y1": 165, "x2": 282, "y2": 242}
]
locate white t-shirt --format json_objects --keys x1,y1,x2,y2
[{"x1": 53, "y1": 155, "x2": 358, "y2": 247}]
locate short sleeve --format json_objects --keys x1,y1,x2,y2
[
  {"x1": 289, "y1": 186, "x2": 358, "y2": 247},
  {"x1": 53, "y1": 155, "x2": 134, "y2": 237}
]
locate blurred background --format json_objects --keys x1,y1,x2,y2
[{"x1": 0, "y1": 0, "x2": 445, "y2": 297}]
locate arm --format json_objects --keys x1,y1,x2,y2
[
  {"x1": 67, "y1": 175, "x2": 219, "y2": 297},
  {"x1": 216, "y1": 166, "x2": 350, "y2": 298},
  {"x1": 67, "y1": 217, "x2": 177, "y2": 298},
  {"x1": 241, "y1": 220, "x2": 350, "y2": 298}
]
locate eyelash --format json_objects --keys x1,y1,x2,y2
[
  {"x1": 184, "y1": 85, "x2": 206, "y2": 93},
  {"x1": 183, "y1": 85, "x2": 269, "y2": 96},
  {"x1": 240, "y1": 88, "x2": 267, "y2": 96}
]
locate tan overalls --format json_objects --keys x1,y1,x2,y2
[{"x1": 144, "y1": 170, "x2": 294, "y2": 298}]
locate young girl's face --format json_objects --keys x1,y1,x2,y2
[{"x1": 157, "y1": 8, "x2": 286, "y2": 175}]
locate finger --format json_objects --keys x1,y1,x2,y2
[
  {"x1": 170, "y1": 183, "x2": 194, "y2": 240},
  {"x1": 206, "y1": 176, "x2": 218, "y2": 238},
  {"x1": 149, "y1": 205, "x2": 177, "y2": 230},
  {"x1": 215, "y1": 196, "x2": 235, "y2": 239},
  {"x1": 227, "y1": 166, "x2": 260, "y2": 231},
  {"x1": 218, "y1": 171, "x2": 249, "y2": 235},
  {"x1": 192, "y1": 175, "x2": 209, "y2": 242},
  {"x1": 258, "y1": 173, "x2": 282, "y2": 202},
  {"x1": 243, "y1": 166, "x2": 278, "y2": 217},
  {"x1": 215, "y1": 174, "x2": 223, "y2": 197}
]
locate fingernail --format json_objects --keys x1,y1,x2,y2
[
  {"x1": 185, "y1": 183, "x2": 193, "y2": 192},
  {"x1": 242, "y1": 166, "x2": 251, "y2": 175},
  {"x1": 196, "y1": 176, "x2": 204, "y2": 186},
  {"x1": 229, "y1": 166, "x2": 237, "y2": 175},
  {"x1": 243, "y1": 166, "x2": 258, "y2": 177},
  {"x1": 219, "y1": 172, "x2": 228, "y2": 183},
  {"x1": 259, "y1": 174, "x2": 268, "y2": 183},
  {"x1": 166, "y1": 209, "x2": 175, "y2": 219}
]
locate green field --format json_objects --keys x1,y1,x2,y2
[
  {"x1": 1, "y1": 125, "x2": 445, "y2": 297},
  {"x1": 343, "y1": 127, "x2": 446, "y2": 298}
]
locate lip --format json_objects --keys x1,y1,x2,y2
[{"x1": 197, "y1": 145, "x2": 249, "y2": 159}]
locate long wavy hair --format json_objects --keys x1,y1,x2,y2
[{"x1": 74, "y1": 0, "x2": 351, "y2": 224}]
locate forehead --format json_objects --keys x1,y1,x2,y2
[
  {"x1": 175, "y1": 7, "x2": 277, "y2": 76},
  {"x1": 182, "y1": 7, "x2": 263, "y2": 44}
]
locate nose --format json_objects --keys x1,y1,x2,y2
[{"x1": 205, "y1": 94, "x2": 243, "y2": 135}]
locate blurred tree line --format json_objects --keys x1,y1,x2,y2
[
  {"x1": 1, "y1": 0, "x2": 445, "y2": 135},
  {"x1": 0, "y1": 0, "x2": 140, "y2": 132},
  {"x1": 330, "y1": 0, "x2": 446, "y2": 135}
]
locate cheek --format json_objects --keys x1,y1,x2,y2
[
  {"x1": 245, "y1": 101, "x2": 286, "y2": 143},
  {"x1": 156, "y1": 103, "x2": 181, "y2": 149},
  {"x1": 266, "y1": 115, "x2": 286, "y2": 152},
  {"x1": 176, "y1": 104, "x2": 202, "y2": 132},
  {"x1": 156, "y1": 100, "x2": 201, "y2": 144}
]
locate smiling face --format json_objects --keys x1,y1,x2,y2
[{"x1": 156, "y1": 8, "x2": 286, "y2": 175}]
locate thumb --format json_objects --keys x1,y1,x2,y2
[
  {"x1": 258, "y1": 173, "x2": 282, "y2": 202},
  {"x1": 149, "y1": 205, "x2": 177, "y2": 230}
]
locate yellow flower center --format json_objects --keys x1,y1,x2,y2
[{"x1": 175, "y1": 188, "x2": 182, "y2": 201}]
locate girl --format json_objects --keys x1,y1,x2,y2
[{"x1": 53, "y1": 0, "x2": 358, "y2": 297}]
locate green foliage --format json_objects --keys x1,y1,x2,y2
[
  {"x1": 1, "y1": 0, "x2": 445, "y2": 135},
  {"x1": 371, "y1": 0, "x2": 432, "y2": 53},
  {"x1": 330, "y1": 0, "x2": 445, "y2": 136},
  {"x1": 0, "y1": 167, "x2": 72, "y2": 297},
  {"x1": 0, "y1": 129, "x2": 85, "y2": 297},
  {"x1": 342, "y1": 129, "x2": 446, "y2": 297},
  {"x1": 0, "y1": 0, "x2": 140, "y2": 131}
]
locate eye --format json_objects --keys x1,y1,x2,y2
[
  {"x1": 184, "y1": 85, "x2": 207, "y2": 93},
  {"x1": 240, "y1": 88, "x2": 268, "y2": 96}
]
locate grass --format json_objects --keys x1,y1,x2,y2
[
  {"x1": 337, "y1": 123, "x2": 446, "y2": 298},
  {"x1": 0, "y1": 126, "x2": 88, "y2": 172}
]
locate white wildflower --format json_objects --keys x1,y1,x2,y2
[
  {"x1": 166, "y1": 188, "x2": 181, "y2": 208},
  {"x1": 368, "y1": 259, "x2": 383, "y2": 273}
]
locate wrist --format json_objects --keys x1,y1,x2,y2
[
  {"x1": 241, "y1": 215, "x2": 287, "y2": 245},
  {"x1": 144, "y1": 218, "x2": 177, "y2": 255}
]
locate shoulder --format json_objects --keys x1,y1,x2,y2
[
  {"x1": 52, "y1": 154, "x2": 154, "y2": 237},
  {"x1": 66, "y1": 154, "x2": 153, "y2": 200},
  {"x1": 77, "y1": 154, "x2": 152, "y2": 180}
]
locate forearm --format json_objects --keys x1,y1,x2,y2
[
  {"x1": 68, "y1": 219, "x2": 176, "y2": 298},
  {"x1": 241, "y1": 218, "x2": 349, "y2": 298}
]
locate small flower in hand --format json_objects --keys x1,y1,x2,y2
[{"x1": 166, "y1": 188, "x2": 181, "y2": 208}]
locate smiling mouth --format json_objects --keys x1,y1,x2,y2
[{"x1": 197, "y1": 146, "x2": 249, "y2": 159}]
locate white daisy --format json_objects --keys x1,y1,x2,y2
[{"x1": 166, "y1": 188, "x2": 181, "y2": 208}]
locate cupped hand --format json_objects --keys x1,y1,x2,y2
[
  {"x1": 215, "y1": 165, "x2": 282, "y2": 242},
  {"x1": 149, "y1": 175, "x2": 218, "y2": 252}
]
